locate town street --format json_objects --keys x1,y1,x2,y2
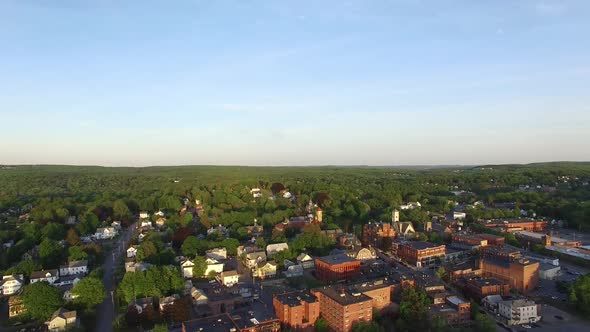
[{"x1": 94, "y1": 223, "x2": 137, "y2": 332}]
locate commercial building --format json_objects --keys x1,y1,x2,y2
[
  {"x1": 362, "y1": 221, "x2": 395, "y2": 249},
  {"x1": 478, "y1": 247, "x2": 539, "y2": 293},
  {"x1": 474, "y1": 234, "x2": 505, "y2": 246},
  {"x1": 430, "y1": 296, "x2": 471, "y2": 326},
  {"x1": 498, "y1": 299, "x2": 541, "y2": 325},
  {"x1": 397, "y1": 241, "x2": 446, "y2": 267},
  {"x1": 465, "y1": 278, "x2": 510, "y2": 300},
  {"x1": 515, "y1": 231, "x2": 581, "y2": 247},
  {"x1": 452, "y1": 234, "x2": 488, "y2": 249},
  {"x1": 314, "y1": 254, "x2": 361, "y2": 283},
  {"x1": 273, "y1": 290, "x2": 320, "y2": 332},
  {"x1": 481, "y1": 219, "x2": 548, "y2": 233}
]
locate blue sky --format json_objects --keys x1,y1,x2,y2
[{"x1": 1, "y1": 0, "x2": 589, "y2": 166}]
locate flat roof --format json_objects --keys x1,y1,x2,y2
[
  {"x1": 182, "y1": 314, "x2": 239, "y2": 332},
  {"x1": 470, "y1": 278, "x2": 506, "y2": 287},
  {"x1": 316, "y1": 254, "x2": 359, "y2": 265},
  {"x1": 275, "y1": 290, "x2": 318, "y2": 307},
  {"x1": 447, "y1": 295, "x2": 467, "y2": 306},
  {"x1": 315, "y1": 286, "x2": 373, "y2": 306},
  {"x1": 402, "y1": 241, "x2": 443, "y2": 250}
]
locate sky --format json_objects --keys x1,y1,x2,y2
[{"x1": 1, "y1": 0, "x2": 589, "y2": 166}]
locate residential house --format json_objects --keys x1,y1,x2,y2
[
  {"x1": 66, "y1": 216, "x2": 77, "y2": 225},
  {"x1": 140, "y1": 220, "x2": 153, "y2": 228},
  {"x1": 55, "y1": 275, "x2": 82, "y2": 287},
  {"x1": 400, "y1": 202, "x2": 421, "y2": 210},
  {"x1": 206, "y1": 247, "x2": 228, "y2": 261},
  {"x1": 1, "y1": 274, "x2": 24, "y2": 295},
  {"x1": 253, "y1": 261, "x2": 277, "y2": 279},
  {"x1": 129, "y1": 297, "x2": 154, "y2": 315},
  {"x1": 125, "y1": 261, "x2": 150, "y2": 273},
  {"x1": 204, "y1": 258, "x2": 224, "y2": 276},
  {"x1": 266, "y1": 243, "x2": 289, "y2": 256},
  {"x1": 94, "y1": 227, "x2": 117, "y2": 240},
  {"x1": 59, "y1": 260, "x2": 88, "y2": 276},
  {"x1": 126, "y1": 246, "x2": 138, "y2": 258},
  {"x1": 207, "y1": 224, "x2": 229, "y2": 238},
  {"x1": 139, "y1": 211, "x2": 150, "y2": 219},
  {"x1": 218, "y1": 270, "x2": 239, "y2": 287},
  {"x1": 154, "y1": 210, "x2": 165, "y2": 217},
  {"x1": 181, "y1": 259, "x2": 195, "y2": 279},
  {"x1": 250, "y1": 188, "x2": 263, "y2": 198},
  {"x1": 296, "y1": 253, "x2": 315, "y2": 269},
  {"x1": 155, "y1": 217, "x2": 166, "y2": 227},
  {"x1": 30, "y1": 270, "x2": 59, "y2": 284},
  {"x1": 159, "y1": 294, "x2": 180, "y2": 311},
  {"x1": 8, "y1": 296, "x2": 26, "y2": 318},
  {"x1": 111, "y1": 221, "x2": 121, "y2": 229},
  {"x1": 284, "y1": 264, "x2": 304, "y2": 278},
  {"x1": 237, "y1": 244, "x2": 258, "y2": 257},
  {"x1": 191, "y1": 287, "x2": 208, "y2": 306},
  {"x1": 245, "y1": 251, "x2": 267, "y2": 269},
  {"x1": 46, "y1": 308, "x2": 78, "y2": 332}
]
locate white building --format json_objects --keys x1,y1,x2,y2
[
  {"x1": 266, "y1": 243, "x2": 289, "y2": 256},
  {"x1": 453, "y1": 212, "x2": 467, "y2": 220},
  {"x1": 181, "y1": 259, "x2": 195, "y2": 279},
  {"x1": 218, "y1": 270, "x2": 239, "y2": 287},
  {"x1": 30, "y1": 270, "x2": 59, "y2": 284},
  {"x1": 139, "y1": 211, "x2": 150, "y2": 219},
  {"x1": 250, "y1": 188, "x2": 263, "y2": 198},
  {"x1": 59, "y1": 260, "x2": 88, "y2": 276},
  {"x1": 499, "y1": 299, "x2": 541, "y2": 325},
  {"x1": 539, "y1": 263, "x2": 561, "y2": 280},
  {"x1": 191, "y1": 287, "x2": 208, "y2": 306},
  {"x1": 46, "y1": 308, "x2": 79, "y2": 332},
  {"x1": 127, "y1": 246, "x2": 138, "y2": 258},
  {"x1": 140, "y1": 220, "x2": 152, "y2": 228},
  {"x1": 206, "y1": 247, "x2": 228, "y2": 261},
  {"x1": 94, "y1": 227, "x2": 117, "y2": 240},
  {"x1": 204, "y1": 258, "x2": 224, "y2": 276},
  {"x1": 284, "y1": 264, "x2": 304, "y2": 278},
  {"x1": 400, "y1": 202, "x2": 422, "y2": 210},
  {"x1": 0, "y1": 274, "x2": 24, "y2": 295},
  {"x1": 297, "y1": 253, "x2": 315, "y2": 269},
  {"x1": 245, "y1": 251, "x2": 267, "y2": 269}
]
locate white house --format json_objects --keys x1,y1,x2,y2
[
  {"x1": 253, "y1": 261, "x2": 277, "y2": 279},
  {"x1": 46, "y1": 308, "x2": 78, "y2": 332},
  {"x1": 250, "y1": 188, "x2": 263, "y2": 198},
  {"x1": 499, "y1": 299, "x2": 541, "y2": 325},
  {"x1": 204, "y1": 258, "x2": 224, "y2": 276},
  {"x1": 400, "y1": 202, "x2": 422, "y2": 210},
  {"x1": 111, "y1": 221, "x2": 121, "y2": 229},
  {"x1": 453, "y1": 212, "x2": 467, "y2": 220},
  {"x1": 159, "y1": 294, "x2": 180, "y2": 311},
  {"x1": 94, "y1": 227, "x2": 117, "y2": 240},
  {"x1": 296, "y1": 253, "x2": 315, "y2": 269},
  {"x1": 1, "y1": 274, "x2": 24, "y2": 295},
  {"x1": 30, "y1": 270, "x2": 59, "y2": 284},
  {"x1": 218, "y1": 270, "x2": 239, "y2": 287},
  {"x1": 245, "y1": 251, "x2": 267, "y2": 269},
  {"x1": 206, "y1": 247, "x2": 228, "y2": 261},
  {"x1": 125, "y1": 261, "x2": 150, "y2": 273},
  {"x1": 154, "y1": 210, "x2": 165, "y2": 217},
  {"x1": 181, "y1": 259, "x2": 195, "y2": 279},
  {"x1": 139, "y1": 211, "x2": 150, "y2": 219},
  {"x1": 284, "y1": 264, "x2": 304, "y2": 278},
  {"x1": 282, "y1": 191, "x2": 293, "y2": 199},
  {"x1": 59, "y1": 260, "x2": 88, "y2": 276},
  {"x1": 266, "y1": 243, "x2": 289, "y2": 256},
  {"x1": 127, "y1": 246, "x2": 138, "y2": 258},
  {"x1": 140, "y1": 220, "x2": 152, "y2": 228},
  {"x1": 55, "y1": 275, "x2": 82, "y2": 287}
]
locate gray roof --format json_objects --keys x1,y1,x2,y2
[{"x1": 30, "y1": 269, "x2": 58, "y2": 279}]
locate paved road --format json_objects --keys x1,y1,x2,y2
[{"x1": 94, "y1": 223, "x2": 137, "y2": 332}]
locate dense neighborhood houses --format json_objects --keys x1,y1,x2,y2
[{"x1": 1, "y1": 167, "x2": 590, "y2": 332}]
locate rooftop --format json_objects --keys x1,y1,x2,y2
[
  {"x1": 182, "y1": 314, "x2": 239, "y2": 332},
  {"x1": 402, "y1": 241, "x2": 444, "y2": 250},
  {"x1": 315, "y1": 285, "x2": 373, "y2": 306},
  {"x1": 446, "y1": 295, "x2": 468, "y2": 306},
  {"x1": 469, "y1": 278, "x2": 506, "y2": 287},
  {"x1": 275, "y1": 290, "x2": 318, "y2": 307},
  {"x1": 316, "y1": 254, "x2": 359, "y2": 265}
]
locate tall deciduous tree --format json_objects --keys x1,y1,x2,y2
[
  {"x1": 73, "y1": 277, "x2": 107, "y2": 308},
  {"x1": 22, "y1": 282, "x2": 63, "y2": 320}
]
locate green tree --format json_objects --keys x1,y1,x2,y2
[
  {"x1": 113, "y1": 199, "x2": 132, "y2": 220},
  {"x1": 39, "y1": 238, "x2": 62, "y2": 268},
  {"x1": 22, "y1": 282, "x2": 63, "y2": 320},
  {"x1": 137, "y1": 241, "x2": 158, "y2": 261},
  {"x1": 193, "y1": 256, "x2": 207, "y2": 277},
  {"x1": 315, "y1": 318, "x2": 329, "y2": 332},
  {"x1": 66, "y1": 228, "x2": 80, "y2": 246},
  {"x1": 397, "y1": 287, "x2": 430, "y2": 331},
  {"x1": 42, "y1": 223, "x2": 66, "y2": 241},
  {"x1": 569, "y1": 274, "x2": 590, "y2": 317},
  {"x1": 351, "y1": 321, "x2": 384, "y2": 332},
  {"x1": 68, "y1": 246, "x2": 89, "y2": 261},
  {"x1": 72, "y1": 277, "x2": 107, "y2": 309},
  {"x1": 474, "y1": 313, "x2": 496, "y2": 332},
  {"x1": 181, "y1": 236, "x2": 207, "y2": 256},
  {"x1": 153, "y1": 324, "x2": 168, "y2": 332},
  {"x1": 255, "y1": 237, "x2": 267, "y2": 249}
]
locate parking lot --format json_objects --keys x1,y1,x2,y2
[{"x1": 494, "y1": 304, "x2": 588, "y2": 332}]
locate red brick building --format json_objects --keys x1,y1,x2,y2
[
  {"x1": 465, "y1": 278, "x2": 510, "y2": 299},
  {"x1": 362, "y1": 221, "x2": 395, "y2": 249},
  {"x1": 478, "y1": 247, "x2": 539, "y2": 293},
  {"x1": 452, "y1": 234, "x2": 488, "y2": 248},
  {"x1": 474, "y1": 234, "x2": 505, "y2": 246},
  {"x1": 482, "y1": 219, "x2": 548, "y2": 233},
  {"x1": 315, "y1": 254, "x2": 361, "y2": 283},
  {"x1": 273, "y1": 290, "x2": 320, "y2": 332},
  {"x1": 397, "y1": 241, "x2": 446, "y2": 267}
]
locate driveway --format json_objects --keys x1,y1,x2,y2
[{"x1": 94, "y1": 223, "x2": 137, "y2": 332}]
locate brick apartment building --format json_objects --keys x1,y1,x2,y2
[
  {"x1": 474, "y1": 234, "x2": 505, "y2": 246},
  {"x1": 465, "y1": 278, "x2": 510, "y2": 300},
  {"x1": 452, "y1": 234, "x2": 488, "y2": 248},
  {"x1": 315, "y1": 254, "x2": 361, "y2": 283},
  {"x1": 482, "y1": 219, "x2": 548, "y2": 233},
  {"x1": 362, "y1": 221, "x2": 395, "y2": 249},
  {"x1": 397, "y1": 241, "x2": 446, "y2": 267},
  {"x1": 479, "y1": 247, "x2": 539, "y2": 293},
  {"x1": 430, "y1": 296, "x2": 471, "y2": 326},
  {"x1": 273, "y1": 290, "x2": 320, "y2": 332}
]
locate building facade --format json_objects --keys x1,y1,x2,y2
[
  {"x1": 273, "y1": 290, "x2": 320, "y2": 332},
  {"x1": 397, "y1": 241, "x2": 446, "y2": 267},
  {"x1": 314, "y1": 254, "x2": 361, "y2": 283}
]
